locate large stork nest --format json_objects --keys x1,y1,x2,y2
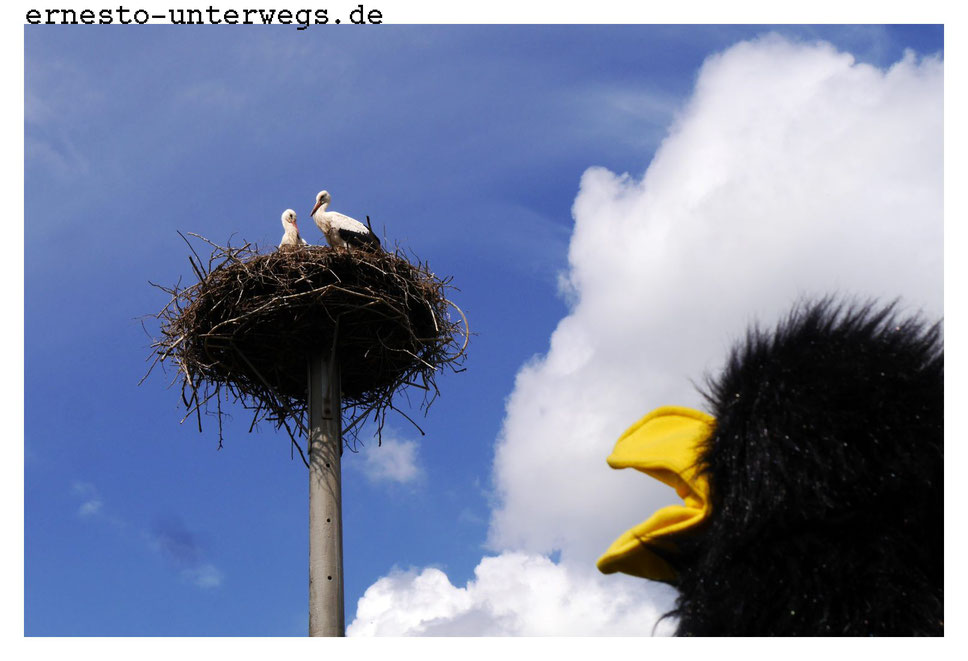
[{"x1": 143, "y1": 234, "x2": 468, "y2": 465}]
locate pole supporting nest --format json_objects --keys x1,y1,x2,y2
[
  {"x1": 144, "y1": 237, "x2": 471, "y2": 637},
  {"x1": 308, "y1": 350, "x2": 344, "y2": 636}
]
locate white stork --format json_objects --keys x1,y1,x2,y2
[
  {"x1": 310, "y1": 190, "x2": 381, "y2": 250},
  {"x1": 278, "y1": 209, "x2": 309, "y2": 249}
]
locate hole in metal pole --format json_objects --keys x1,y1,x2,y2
[{"x1": 327, "y1": 576, "x2": 333, "y2": 581}]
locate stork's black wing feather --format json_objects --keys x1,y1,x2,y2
[{"x1": 339, "y1": 228, "x2": 381, "y2": 249}]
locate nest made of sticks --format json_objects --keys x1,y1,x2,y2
[{"x1": 143, "y1": 234, "x2": 468, "y2": 464}]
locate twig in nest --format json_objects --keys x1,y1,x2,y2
[{"x1": 142, "y1": 235, "x2": 469, "y2": 460}]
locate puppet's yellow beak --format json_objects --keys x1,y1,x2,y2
[{"x1": 596, "y1": 406, "x2": 715, "y2": 583}]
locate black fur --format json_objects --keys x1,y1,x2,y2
[{"x1": 666, "y1": 298, "x2": 943, "y2": 636}]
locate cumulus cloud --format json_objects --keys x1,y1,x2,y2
[
  {"x1": 348, "y1": 553, "x2": 676, "y2": 636},
  {"x1": 490, "y1": 34, "x2": 942, "y2": 564},
  {"x1": 349, "y1": 34, "x2": 943, "y2": 635},
  {"x1": 354, "y1": 435, "x2": 423, "y2": 485}
]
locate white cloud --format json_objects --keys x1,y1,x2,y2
[
  {"x1": 348, "y1": 553, "x2": 676, "y2": 636},
  {"x1": 77, "y1": 499, "x2": 103, "y2": 517},
  {"x1": 71, "y1": 481, "x2": 103, "y2": 518},
  {"x1": 349, "y1": 34, "x2": 943, "y2": 635},
  {"x1": 182, "y1": 563, "x2": 225, "y2": 590},
  {"x1": 490, "y1": 34, "x2": 942, "y2": 564},
  {"x1": 355, "y1": 436, "x2": 423, "y2": 485}
]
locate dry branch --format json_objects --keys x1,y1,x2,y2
[{"x1": 143, "y1": 236, "x2": 468, "y2": 463}]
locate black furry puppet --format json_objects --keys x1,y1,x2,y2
[{"x1": 597, "y1": 299, "x2": 942, "y2": 636}]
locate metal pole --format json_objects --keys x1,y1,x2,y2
[{"x1": 308, "y1": 350, "x2": 344, "y2": 636}]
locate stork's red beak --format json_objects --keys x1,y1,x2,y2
[{"x1": 311, "y1": 201, "x2": 323, "y2": 216}]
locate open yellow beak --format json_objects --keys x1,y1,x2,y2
[{"x1": 596, "y1": 406, "x2": 715, "y2": 583}]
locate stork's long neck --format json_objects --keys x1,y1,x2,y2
[{"x1": 312, "y1": 200, "x2": 331, "y2": 225}]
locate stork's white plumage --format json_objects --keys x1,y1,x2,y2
[
  {"x1": 278, "y1": 209, "x2": 309, "y2": 249},
  {"x1": 310, "y1": 190, "x2": 381, "y2": 250}
]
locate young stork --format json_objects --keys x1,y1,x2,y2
[
  {"x1": 278, "y1": 209, "x2": 309, "y2": 249},
  {"x1": 310, "y1": 190, "x2": 381, "y2": 250}
]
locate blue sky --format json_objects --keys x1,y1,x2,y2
[{"x1": 24, "y1": 24, "x2": 944, "y2": 636}]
